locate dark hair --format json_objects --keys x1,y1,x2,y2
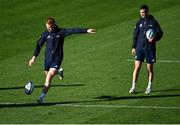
[
  {"x1": 140, "y1": 4, "x2": 149, "y2": 12},
  {"x1": 46, "y1": 17, "x2": 55, "y2": 25}
]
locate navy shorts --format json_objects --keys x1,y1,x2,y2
[
  {"x1": 44, "y1": 61, "x2": 61, "y2": 71},
  {"x1": 135, "y1": 49, "x2": 156, "y2": 64}
]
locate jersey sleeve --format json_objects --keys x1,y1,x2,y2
[
  {"x1": 154, "y1": 20, "x2": 163, "y2": 41},
  {"x1": 132, "y1": 21, "x2": 139, "y2": 49},
  {"x1": 62, "y1": 28, "x2": 88, "y2": 37},
  {"x1": 33, "y1": 32, "x2": 46, "y2": 57}
]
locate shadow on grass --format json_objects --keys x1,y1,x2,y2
[
  {"x1": 0, "y1": 84, "x2": 85, "y2": 90},
  {"x1": 1, "y1": 93, "x2": 180, "y2": 108},
  {"x1": 152, "y1": 88, "x2": 180, "y2": 92},
  {"x1": 0, "y1": 101, "x2": 79, "y2": 108},
  {"x1": 132, "y1": 88, "x2": 180, "y2": 94},
  {"x1": 95, "y1": 93, "x2": 180, "y2": 101}
]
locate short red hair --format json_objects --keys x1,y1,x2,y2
[{"x1": 46, "y1": 17, "x2": 55, "y2": 25}]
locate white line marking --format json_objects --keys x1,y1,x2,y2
[
  {"x1": 1, "y1": 102, "x2": 180, "y2": 109},
  {"x1": 0, "y1": 102, "x2": 15, "y2": 104},
  {"x1": 55, "y1": 104, "x2": 180, "y2": 109},
  {"x1": 126, "y1": 59, "x2": 180, "y2": 63}
]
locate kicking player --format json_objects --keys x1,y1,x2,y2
[
  {"x1": 129, "y1": 5, "x2": 163, "y2": 94},
  {"x1": 29, "y1": 17, "x2": 96, "y2": 103}
]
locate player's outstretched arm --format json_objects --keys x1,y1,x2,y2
[
  {"x1": 64, "y1": 28, "x2": 96, "y2": 37},
  {"x1": 87, "y1": 29, "x2": 96, "y2": 33}
]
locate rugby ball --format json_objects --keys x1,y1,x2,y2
[
  {"x1": 146, "y1": 29, "x2": 156, "y2": 39},
  {"x1": 24, "y1": 81, "x2": 34, "y2": 95}
]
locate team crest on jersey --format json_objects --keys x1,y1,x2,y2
[
  {"x1": 47, "y1": 35, "x2": 51, "y2": 39},
  {"x1": 139, "y1": 23, "x2": 143, "y2": 28}
]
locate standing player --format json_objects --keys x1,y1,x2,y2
[
  {"x1": 29, "y1": 17, "x2": 96, "y2": 103},
  {"x1": 129, "y1": 5, "x2": 163, "y2": 94}
]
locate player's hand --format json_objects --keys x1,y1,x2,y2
[
  {"x1": 148, "y1": 37, "x2": 156, "y2": 43},
  {"x1": 87, "y1": 29, "x2": 96, "y2": 33},
  {"x1": 29, "y1": 56, "x2": 36, "y2": 67},
  {"x1": 131, "y1": 48, "x2": 136, "y2": 55}
]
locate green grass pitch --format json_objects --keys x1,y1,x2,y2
[{"x1": 0, "y1": 0, "x2": 180, "y2": 123}]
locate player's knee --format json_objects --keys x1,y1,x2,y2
[
  {"x1": 45, "y1": 82, "x2": 50, "y2": 87},
  {"x1": 147, "y1": 66, "x2": 153, "y2": 73},
  {"x1": 134, "y1": 66, "x2": 141, "y2": 71},
  {"x1": 48, "y1": 72, "x2": 55, "y2": 77},
  {"x1": 49, "y1": 69, "x2": 57, "y2": 76}
]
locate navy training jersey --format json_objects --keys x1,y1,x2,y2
[
  {"x1": 33, "y1": 25, "x2": 87, "y2": 62},
  {"x1": 132, "y1": 15, "x2": 163, "y2": 51}
]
